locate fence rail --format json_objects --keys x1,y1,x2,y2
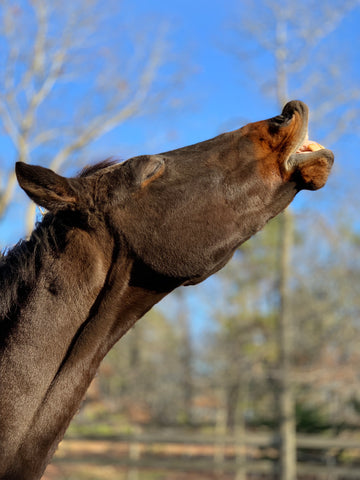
[{"x1": 56, "y1": 431, "x2": 360, "y2": 479}]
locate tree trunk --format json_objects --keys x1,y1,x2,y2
[
  {"x1": 177, "y1": 293, "x2": 194, "y2": 424},
  {"x1": 226, "y1": 383, "x2": 241, "y2": 432},
  {"x1": 277, "y1": 209, "x2": 296, "y2": 480},
  {"x1": 274, "y1": 12, "x2": 297, "y2": 478}
]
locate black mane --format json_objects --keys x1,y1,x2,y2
[
  {"x1": 78, "y1": 158, "x2": 119, "y2": 178},
  {"x1": 0, "y1": 217, "x2": 59, "y2": 326}
]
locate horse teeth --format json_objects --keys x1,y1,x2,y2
[{"x1": 308, "y1": 142, "x2": 324, "y2": 152}]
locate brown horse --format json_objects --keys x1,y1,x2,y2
[{"x1": 0, "y1": 101, "x2": 333, "y2": 479}]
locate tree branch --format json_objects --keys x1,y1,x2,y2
[{"x1": 49, "y1": 28, "x2": 166, "y2": 171}]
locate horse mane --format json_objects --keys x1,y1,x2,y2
[
  {"x1": 0, "y1": 217, "x2": 58, "y2": 328},
  {"x1": 0, "y1": 159, "x2": 118, "y2": 330},
  {"x1": 78, "y1": 158, "x2": 119, "y2": 178}
]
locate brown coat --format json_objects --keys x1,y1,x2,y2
[{"x1": 0, "y1": 100, "x2": 333, "y2": 479}]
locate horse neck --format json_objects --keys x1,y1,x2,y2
[{"x1": 0, "y1": 224, "x2": 166, "y2": 480}]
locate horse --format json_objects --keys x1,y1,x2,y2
[{"x1": 0, "y1": 100, "x2": 333, "y2": 479}]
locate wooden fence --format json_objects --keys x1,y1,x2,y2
[{"x1": 55, "y1": 431, "x2": 360, "y2": 479}]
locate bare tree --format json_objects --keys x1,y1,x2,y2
[
  {"x1": 0, "y1": 0, "x2": 180, "y2": 234},
  {"x1": 175, "y1": 290, "x2": 195, "y2": 424},
  {"x1": 224, "y1": 1, "x2": 360, "y2": 478}
]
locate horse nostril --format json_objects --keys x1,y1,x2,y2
[{"x1": 282, "y1": 100, "x2": 308, "y2": 120}]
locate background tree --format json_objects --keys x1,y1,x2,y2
[
  {"x1": 97, "y1": 306, "x2": 195, "y2": 426},
  {"x1": 217, "y1": 1, "x2": 360, "y2": 478},
  {"x1": 0, "y1": 0, "x2": 181, "y2": 235},
  {"x1": 203, "y1": 219, "x2": 281, "y2": 432}
]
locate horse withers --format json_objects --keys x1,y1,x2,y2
[{"x1": 0, "y1": 100, "x2": 333, "y2": 479}]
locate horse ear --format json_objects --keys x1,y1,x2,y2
[
  {"x1": 132, "y1": 155, "x2": 165, "y2": 188},
  {"x1": 15, "y1": 162, "x2": 78, "y2": 211}
]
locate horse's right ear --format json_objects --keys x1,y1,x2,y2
[{"x1": 15, "y1": 162, "x2": 78, "y2": 211}]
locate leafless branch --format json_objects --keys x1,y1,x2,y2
[
  {"x1": 49, "y1": 25, "x2": 167, "y2": 172},
  {"x1": 0, "y1": 1, "x2": 178, "y2": 233},
  {"x1": 19, "y1": 0, "x2": 49, "y2": 97},
  {"x1": 0, "y1": 99, "x2": 20, "y2": 147}
]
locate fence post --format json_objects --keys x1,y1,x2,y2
[
  {"x1": 214, "y1": 390, "x2": 227, "y2": 477},
  {"x1": 234, "y1": 419, "x2": 246, "y2": 480},
  {"x1": 127, "y1": 425, "x2": 141, "y2": 480}
]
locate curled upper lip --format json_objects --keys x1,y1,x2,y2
[
  {"x1": 281, "y1": 100, "x2": 310, "y2": 154},
  {"x1": 280, "y1": 100, "x2": 334, "y2": 171}
]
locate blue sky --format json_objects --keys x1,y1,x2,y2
[{"x1": 1, "y1": 0, "x2": 360, "y2": 247}]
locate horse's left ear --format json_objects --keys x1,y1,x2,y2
[{"x1": 15, "y1": 162, "x2": 78, "y2": 211}]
